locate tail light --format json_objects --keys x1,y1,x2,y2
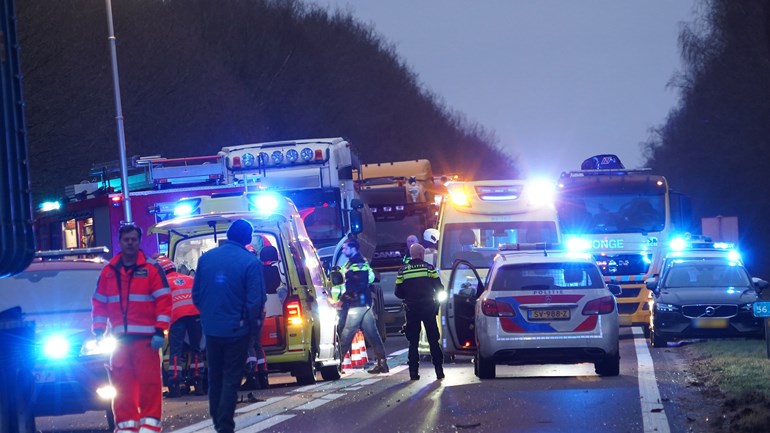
[
  {"x1": 582, "y1": 296, "x2": 615, "y2": 315},
  {"x1": 285, "y1": 296, "x2": 303, "y2": 325},
  {"x1": 481, "y1": 299, "x2": 516, "y2": 317}
]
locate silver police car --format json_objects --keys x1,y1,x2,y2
[{"x1": 447, "y1": 244, "x2": 621, "y2": 379}]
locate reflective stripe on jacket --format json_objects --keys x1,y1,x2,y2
[
  {"x1": 394, "y1": 259, "x2": 443, "y2": 308},
  {"x1": 92, "y1": 250, "x2": 172, "y2": 336},
  {"x1": 167, "y1": 271, "x2": 199, "y2": 323},
  {"x1": 342, "y1": 253, "x2": 375, "y2": 307}
]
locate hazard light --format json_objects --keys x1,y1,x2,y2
[{"x1": 285, "y1": 297, "x2": 303, "y2": 325}]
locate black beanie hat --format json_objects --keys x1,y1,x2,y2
[{"x1": 226, "y1": 219, "x2": 253, "y2": 246}]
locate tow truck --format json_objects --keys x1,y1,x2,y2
[
  {"x1": 150, "y1": 192, "x2": 343, "y2": 384},
  {"x1": 555, "y1": 154, "x2": 692, "y2": 328}
]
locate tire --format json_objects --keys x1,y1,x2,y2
[
  {"x1": 320, "y1": 364, "x2": 341, "y2": 381},
  {"x1": 295, "y1": 351, "x2": 318, "y2": 385},
  {"x1": 594, "y1": 355, "x2": 620, "y2": 377},
  {"x1": 474, "y1": 352, "x2": 495, "y2": 379},
  {"x1": 650, "y1": 328, "x2": 668, "y2": 348}
]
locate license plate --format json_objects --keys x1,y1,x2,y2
[
  {"x1": 528, "y1": 309, "x2": 570, "y2": 320},
  {"x1": 692, "y1": 318, "x2": 729, "y2": 329},
  {"x1": 33, "y1": 370, "x2": 56, "y2": 383}
]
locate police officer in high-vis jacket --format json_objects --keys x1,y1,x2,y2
[
  {"x1": 336, "y1": 238, "x2": 389, "y2": 374},
  {"x1": 395, "y1": 243, "x2": 445, "y2": 380}
]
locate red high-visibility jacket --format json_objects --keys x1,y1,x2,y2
[
  {"x1": 92, "y1": 250, "x2": 171, "y2": 336},
  {"x1": 167, "y1": 271, "x2": 199, "y2": 324}
]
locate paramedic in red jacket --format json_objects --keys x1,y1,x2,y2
[
  {"x1": 156, "y1": 254, "x2": 205, "y2": 397},
  {"x1": 92, "y1": 224, "x2": 172, "y2": 433}
]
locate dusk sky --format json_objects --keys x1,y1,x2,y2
[{"x1": 304, "y1": 0, "x2": 700, "y2": 179}]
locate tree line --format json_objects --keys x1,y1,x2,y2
[
  {"x1": 17, "y1": 0, "x2": 515, "y2": 204},
  {"x1": 643, "y1": 0, "x2": 770, "y2": 275}
]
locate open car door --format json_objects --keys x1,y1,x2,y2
[{"x1": 443, "y1": 259, "x2": 484, "y2": 355}]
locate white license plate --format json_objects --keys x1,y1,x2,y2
[
  {"x1": 528, "y1": 309, "x2": 570, "y2": 321},
  {"x1": 34, "y1": 370, "x2": 56, "y2": 383}
]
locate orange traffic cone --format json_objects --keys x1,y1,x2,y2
[
  {"x1": 357, "y1": 332, "x2": 369, "y2": 365},
  {"x1": 350, "y1": 330, "x2": 364, "y2": 368},
  {"x1": 341, "y1": 350, "x2": 352, "y2": 370}
]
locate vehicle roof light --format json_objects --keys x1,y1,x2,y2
[
  {"x1": 271, "y1": 151, "x2": 284, "y2": 165},
  {"x1": 314, "y1": 149, "x2": 324, "y2": 160},
  {"x1": 286, "y1": 149, "x2": 299, "y2": 163},
  {"x1": 526, "y1": 179, "x2": 555, "y2": 207},
  {"x1": 565, "y1": 237, "x2": 590, "y2": 252},
  {"x1": 669, "y1": 237, "x2": 687, "y2": 251},
  {"x1": 173, "y1": 198, "x2": 201, "y2": 217},
  {"x1": 475, "y1": 185, "x2": 522, "y2": 201},
  {"x1": 39, "y1": 201, "x2": 61, "y2": 212},
  {"x1": 242, "y1": 152, "x2": 256, "y2": 167},
  {"x1": 727, "y1": 250, "x2": 741, "y2": 262},
  {"x1": 447, "y1": 183, "x2": 470, "y2": 206},
  {"x1": 248, "y1": 193, "x2": 280, "y2": 213},
  {"x1": 301, "y1": 148, "x2": 314, "y2": 161}
]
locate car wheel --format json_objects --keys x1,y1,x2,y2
[
  {"x1": 475, "y1": 352, "x2": 495, "y2": 379},
  {"x1": 320, "y1": 341, "x2": 342, "y2": 381},
  {"x1": 295, "y1": 351, "x2": 318, "y2": 385},
  {"x1": 650, "y1": 328, "x2": 668, "y2": 348},
  {"x1": 594, "y1": 355, "x2": 620, "y2": 377}
]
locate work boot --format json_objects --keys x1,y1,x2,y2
[
  {"x1": 409, "y1": 367, "x2": 420, "y2": 380},
  {"x1": 166, "y1": 380, "x2": 181, "y2": 398},
  {"x1": 435, "y1": 365, "x2": 445, "y2": 380},
  {"x1": 367, "y1": 358, "x2": 390, "y2": 374},
  {"x1": 193, "y1": 376, "x2": 207, "y2": 396},
  {"x1": 258, "y1": 372, "x2": 269, "y2": 390},
  {"x1": 240, "y1": 373, "x2": 259, "y2": 391}
]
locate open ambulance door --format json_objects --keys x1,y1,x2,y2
[{"x1": 444, "y1": 260, "x2": 484, "y2": 355}]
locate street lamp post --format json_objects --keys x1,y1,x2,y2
[{"x1": 104, "y1": 0, "x2": 132, "y2": 223}]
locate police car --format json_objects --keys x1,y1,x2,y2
[
  {"x1": 0, "y1": 248, "x2": 116, "y2": 430},
  {"x1": 447, "y1": 243, "x2": 621, "y2": 379},
  {"x1": 646, "y1": 241, "x2": 768, "y2": 347}
]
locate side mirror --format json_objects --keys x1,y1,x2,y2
[
  {"x1": 349, "y1": 209, "x2": 363, "y2": 234},
  {"x1": 424, "y1": 228, "x2": 440, "y2": 244},
  {"x1": 331, "y1": 270, "x2": 344, "y2": 286},
  {"x1": 645, "y1": 278, "x2": 658, "y2": 291},
  {"x1": 350, "y1": 198, "x2": 364, "y2": 210},
  {"x1": 607, "y1": 284, "x2": 622, "y2": 296},
  {"x1": 753, "y1": 277, "x2": 769, "y2": 292}
]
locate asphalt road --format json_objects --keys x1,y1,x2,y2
[{"x1": 35, "y1": 328, "x2": 711, "y2": 433}]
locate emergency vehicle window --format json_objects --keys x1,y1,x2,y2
[
  {"x1": 299, "y1": 205, "x2": 343, "y2": 244},
  {"x1": 298, "y1": 238, "x2": 325, "y2": 290},
  {"x1": 288, "y1": 243, "x2": 308, "y2": 286},
  {"x1": 0, "y1": 269, "x2": 103, "y2": 314},
  {"x1": 441, "y1": 222, "x2": 558, "y2": 270},
  {"x1": 557, "y1": 188, "x2": 665, "y2": 235}
]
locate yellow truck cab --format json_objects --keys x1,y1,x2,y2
[
  {"x1": 150, "y1": 192, "x2": 340, "y2": 385},
  {"x1": 421, "y1": 179, "x2": 561, "y2": 358}
]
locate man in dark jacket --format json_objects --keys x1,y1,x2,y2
[
  {"x1": 337, "y1": 238, "x2": 389, "y2": 374},
  {"x1": 192, "y1": 219, "x2": 266, "y2": 433},
  {"x1": 395, "y1": 243, "x2": 445, "y2": 380}
]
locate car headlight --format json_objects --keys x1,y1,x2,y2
[
  {"x1": 81, "y1": 336, "x2": 117, "y2": 356},
  {"x1": 436, "y1": 290, "x2": 448, "y2": 302},
  {"x1": 42, "y1": 334, "x2": 72, "y2": 359},
  {"x1": 740, "y1": 303, "x2": 754, "y2": 311},
  {"x1": 655, "y1": 302, "x2": 679, "y2": 312}
]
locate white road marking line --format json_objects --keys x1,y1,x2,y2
[
  {"x1": 167, "y1": 419, "x2": 213, "y2": 433},
  {"x1": 235, "y1": 396, "x2": 290, "y2": 414},
  {"x1": 633, "y1": 327, "x2": 671, "y2": 433},
  {"x1": 237, "y1": 414, "x2": 296, "y2": 433},
  {"x1": 292, "y1": 392, "x2": 346, "y2": 410}
]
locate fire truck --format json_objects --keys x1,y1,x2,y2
[
  {"x1": 555, "y1": 154, "x2": 692, "y2": 328},
  {"x1": 35, "y1": 138, "x2": 375, "y2": 268},
  {"x1": 355, "y1": 159, "x2": 440, "y2": 334}
]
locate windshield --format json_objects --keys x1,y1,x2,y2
[
  {"x1": 0, "y1": 268, "x2": 102, "y2": 314},
  {"x1": 374, "y1": 213, "x2": 428, "y2": 247},
  {"x1": 663, "y1": 262, "x2": 751, "y2": 288},
  {"x1": 557, "y1": 184, "x2": 665, "y2": 234},
  {"x1": 174, "y1": 232, "x2": 279, "y2": 275},
  {"x1": 440, "y1": 221, "x2": 559, "y2": 270},
  {"x1": 491, "y1": 262, "x2": 604, "y2": 291},
  {"x1": 284, "y1": 189, "x2": 343, "y2": 249}
]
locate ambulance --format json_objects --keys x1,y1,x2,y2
[
  {"x1": 150, "y1": 192, "x2": 342, "y2": 384},
  {"x1": 420, "y1": 179, "x2": 561, "y2": 358}
]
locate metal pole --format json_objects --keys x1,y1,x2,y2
[{"x1": 105, "y1": 0, "x2": 132, "y2": 223}]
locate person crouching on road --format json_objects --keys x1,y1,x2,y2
[
  {"x1": 192, "y1": 219, "x2": 266, "y2": 433},
  {"x1": 155, "y1": 254, "x2": 205, "y2": 397},
  {"x1": 395, "y1": 243, "x2": 445, "y2": 380},
  {"x1": 337, "y1": 238, "x2": 390, "y2": 374},
  {"x1": 91, "y1": 223, "x2": 171, "y2": 433}
]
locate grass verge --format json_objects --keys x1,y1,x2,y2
[{"x1": 684, "y1": 338, "x2": 770, "y2": 432}]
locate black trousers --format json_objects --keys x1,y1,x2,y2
[
  {"x1": 205, "y1": 334, "x2": 250, "y2": 433},
  {"x1": 404, "y1": 303, "x2": 443, "y2": 372},
  {"x1": 168, "y1": 315, "x2": 204, "y2": 379}
]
